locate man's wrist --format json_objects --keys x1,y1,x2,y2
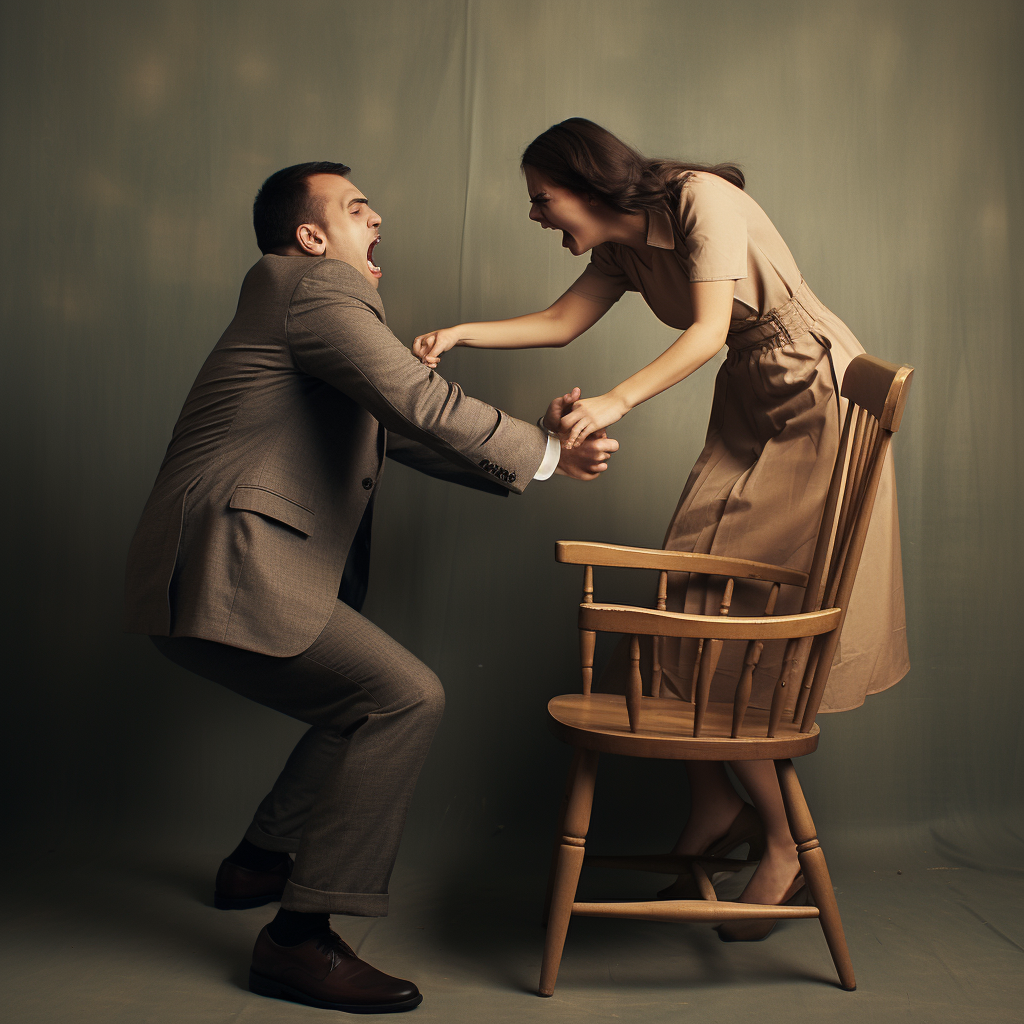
[
  {"x1": 537, "y1": 415, "x2": 561, "y2": 439},
  {"x1": 533, "y1": 433, "x2": 561, "y2": 480}
]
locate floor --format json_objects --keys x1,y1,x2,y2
[{"x1": 5, "y1": 840, "x2": 1021, "y2": 1023}]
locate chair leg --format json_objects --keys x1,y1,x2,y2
[
  {"x1": 542, "y1": 749, "x2": 583, "y2": 928},
  {"x1": 775, "y1": 759, "x2": 856, "y2": 991},
  {"x1": 539, "y1": 749, "x2": 599, "y2": 997}
]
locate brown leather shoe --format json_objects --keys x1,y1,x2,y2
[
  {"x1": 214, "y1": 857, "x2": 292, "y2": 910},
  {"x1": 249, "y1": 927, "x2": 422, "y2": 1013}
]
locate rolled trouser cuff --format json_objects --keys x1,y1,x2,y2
[
  {"x1": 244, "y1": 821, "x2": 301, "y2": 854},
  {"x1": 281, "y1": 879, "x2": 389, "y2": 916}
]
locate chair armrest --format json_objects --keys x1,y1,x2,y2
[
  {"x1": 578, "y1": 602, "x2": 841, "y2": 641},
  {"x1": 555, "y1": 540, "x2": 808, "y2": 588}
]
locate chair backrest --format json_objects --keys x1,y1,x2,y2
[
  {"x1": 789, "y1": 354, "x2": 913, "y2": 730},
  {"x1": 556, "y1": 353, "x2": 914, "y2": 739}
]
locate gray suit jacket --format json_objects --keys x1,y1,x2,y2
[{"x1": 124, "y1": 255, "x2": 547, "y2": 656}]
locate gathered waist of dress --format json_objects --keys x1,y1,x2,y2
[{"x1": 726, "y1": 280, "x2": 831, "y2": 352}]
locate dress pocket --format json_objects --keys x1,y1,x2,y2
[{"x1": 756, "y1": 339, "x2": 824, "y2": 399}]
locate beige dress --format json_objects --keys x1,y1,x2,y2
[{"x1": 569, "y1": 172, "x2": 908, "y2": 713}]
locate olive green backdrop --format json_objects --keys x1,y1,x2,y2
[{"x1": 2, "y1": 0, "x2": 1020, "y2": 876}]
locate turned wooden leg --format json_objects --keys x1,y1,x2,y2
[
  {"x1": 542, "y1": 749, "x2": 583, "y2": 927},
  {"x1": 775, "y1": 759, "x2": 856, "y2": 991},
  {"x1": 539, "y1": 749, "x2": 599, "y2": 997}
]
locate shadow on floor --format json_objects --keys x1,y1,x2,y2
[{"x1": 417, "y1": 842, "x2": 839, "y2": 995}]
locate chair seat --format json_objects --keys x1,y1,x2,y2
[{"x1": 548, "y1": 693, "x2": 819, "y2": 760}]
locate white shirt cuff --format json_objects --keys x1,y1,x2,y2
[{"x1": 533, "y1": 434, "x2": 561, "y2": 481}]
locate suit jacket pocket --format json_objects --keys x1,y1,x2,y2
[{"x1": 229, "y1": 486, "x2": 315, "y2": 537}]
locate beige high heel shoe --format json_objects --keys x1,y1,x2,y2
[
  {"x1": 656, "y1": 802, "x2": 767, "y2": 900},
  {"x1": 715, "y1": 871, "x2": 807, "y2": 942}
]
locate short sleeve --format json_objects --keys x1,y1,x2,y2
[
  {"x1": 679, "y1": 177, "x2": 748, "y2": 283},
  {"x1": 567, "y1": 244, "x2": 631, "y2": 306}
]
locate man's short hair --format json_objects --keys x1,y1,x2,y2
[{"x1": 253, "y1": 161, "x2": 351, "y2": 254}]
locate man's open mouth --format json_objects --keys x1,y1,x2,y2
[{"x1": 367, "y1": 236, "x2": 382, "y2": 277}]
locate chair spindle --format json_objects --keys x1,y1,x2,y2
[
  {"x1": 732, "y1": 582, "x2": 779, "y2": 737},
  {"x1": 823, "y1": 425, "x2": 883, "y2": 614},
  {"x1": 626, "y1": 635, "x2": 643, "y2": 733},
  {"x1": 580, "y1": 565, "x2": 595, "y2": 695},
  {"x1": 767, "y1": 637, "x2": 801, "y2": 737},
  {"x1": 719, "y1": 578, "x2": 735, "y2": 616},
  {"x1": 693, "y1": 578, "x2": 734, "y2": 737},
  {"x1": 685, "y1": 572, "x2": 706, "y2": 702},
  {"x1": 799, "y1": 407, "x2": 854, "y2": 620},
  {"x1": 832, "y1": 408, "x2": 869, "y2": 552},
  {"x1": 732, "y1": 641, "x2": 763, "y2": 738},
  {"x1": 651, "y1": 570, "x2": 668, "y2": 698},
  {"x1": 792, "y1": 638, "x2": 823, "y2": 723},
  {"x1": 688, "y1": 638, "x2": 704, "y2": 704}
]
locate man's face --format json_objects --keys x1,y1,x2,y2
[{"x1": 304, "y1": 173, "x2": 383, "y2": 288}]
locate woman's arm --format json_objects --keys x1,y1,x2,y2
[
  {"x1": 560, "y1": 279, "x2": 735, "y2": 448},
  {"x1": 412, "y1": 289, "x2": 608, "y2": 367}
]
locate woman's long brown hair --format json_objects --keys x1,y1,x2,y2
[{"x1": 521, "y1": 117, "x2": 744, "y2": 213}]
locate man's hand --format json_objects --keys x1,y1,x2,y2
[{"x1": 556, "y1": 428, "x2": 619, "y2": 480}]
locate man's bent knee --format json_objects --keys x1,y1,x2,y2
[{"x1": 404, "y1": 668, "x2": 445, "y2": 723}]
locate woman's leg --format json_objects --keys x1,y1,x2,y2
[
  {"x1": 670, "y1": 761, "x2": 745, "y2": 855},
  {"x1": 729, "y1": 759, "x2": 800, "y2": 903}
]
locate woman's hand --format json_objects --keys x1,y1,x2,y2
[
  {"x1": 543, "y1": 387, "x2": 582, "y2": 434},
  {"x1": 412, "y1": 327, "x2": 461, "y2": 367},
  {"x1": 559, "y1": 392, "x2": 629, "y2": 448}
]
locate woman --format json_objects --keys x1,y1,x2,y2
[{"x1": 413, "y1": 118, "x2": 908, "y2": 938}]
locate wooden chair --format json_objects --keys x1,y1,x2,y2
[{"x1": 540, "y1": 354, "x2": 914, "y2": 996}]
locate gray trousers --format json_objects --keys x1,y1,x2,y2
[{"x1": 153, "y1": 598, "x2": 444, "y2": 916}]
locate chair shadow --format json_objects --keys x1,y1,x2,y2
[{"x1": 422, "y1": 846, "x2": 840, "y2": 995}]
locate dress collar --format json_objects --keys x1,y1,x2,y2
[{"x1": 646, "y1": 207, "x2": 676, "y2": 250}]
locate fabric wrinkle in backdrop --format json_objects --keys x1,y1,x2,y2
[{"x1": 0, "y1": 1, "x2": 1022, "y2": 1018}]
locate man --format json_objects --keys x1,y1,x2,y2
[{"x1": 124, "y1": 161, "x2": 617, "y2": 1014}]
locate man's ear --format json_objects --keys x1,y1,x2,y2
[{"x1": 296, "y1": 223, "x2": 326, "y2": 255}]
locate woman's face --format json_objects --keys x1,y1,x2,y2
[{"x1": 524, "y1": 166, "x2": 613, "y2": 256}]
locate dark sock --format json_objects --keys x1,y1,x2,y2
[
  {"x1": 225, "y1": 838, "x2": 290, "y2": 873},
  {"x1": 267, "y1": 908, "x2": 331, "y2": 947}
]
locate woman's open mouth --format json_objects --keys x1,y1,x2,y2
[
  {"x1": 561, "y1": 231, "x2": 576, "y2": 252},
  {"x1": 367, "y1": 236, "x2": 382, "y2": 278}
]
